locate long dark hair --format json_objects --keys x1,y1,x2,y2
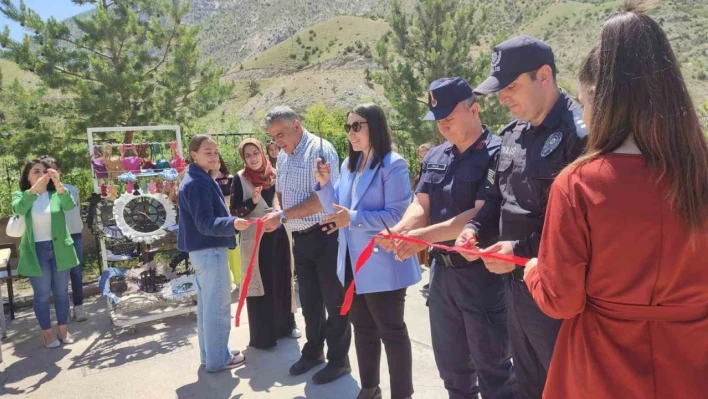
[
  {"x1": 347, "y1": 103, "x2": 393, "y2": 173},
  {"x1": 574, "y1": 0, "x2": 708, "y2": 230},
  {"x1": 19, "y1": 159, "x2": 56, "y2": 192},
  {"x1": 217, "y1": 153, "x2": 230, "y2": 176}
]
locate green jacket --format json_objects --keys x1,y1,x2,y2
[{"x1": 12, "y1": 190, "x2": 79, "y2": 277}]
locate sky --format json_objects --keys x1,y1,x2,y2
[{"x1": 0, "y1": 0, "x2": 94, "y2": 41}]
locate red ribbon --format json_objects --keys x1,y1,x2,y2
[
  {"x1": 235, "y1": 218, "x2": 264, "y2": 327},
  {"x1": 339, "y1": 233, "x2": 532, "y2": 316}
]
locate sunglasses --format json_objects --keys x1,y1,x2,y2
[{"x1": 344, "y1": 121, "x2": 368, "y2": 133}]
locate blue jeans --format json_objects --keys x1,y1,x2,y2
[
  {"x1": 70, "y1": 233, "x2": 84, "y2": 306},
  {"x1": 189, "y1": 247, "x2": 234, "y2": 372},
  {"x1": 29, "y1": 241, "x2": 71, "y2": 330}
]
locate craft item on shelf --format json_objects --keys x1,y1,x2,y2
[
  {"x1": 169, "y1": 141, "x2": 186, "y2": 172},
  {"x1": 99, "y1": 267, "x2": 128, "y2": 305},
  {"x1": 154, "y1": 143, "x2": 171, "y2": 171},
  {"x1": 140, "y1": 143, "x2": 156, "y2": 171},
  {"x1": 160, "y1": 168, "x2": 178, "y2": 182},
  {"x1": 106, "y1": 249, "x2": 132, "y2": 261},
  {"x1": 125, "y1": 182, "x2": 134, "y2": 194},
  {"x1": 107, "y1": 182, "x2": 119, "y2": 199},
  {"x1": 140, "y1": 181, "x2": 148, "y2": 194},
  {"x1": 117, "y1": 171, "x2": 137, "y2": 183},
  {"x1": 120, "y1": 144, "x2": 142, "y2": 173},
  {"x1": 86, "y1": 194, "x2": 126, "y2": 240},
  {"x1": 163, "y1": 181, "x2": 172, "y2": 194},
  {"x1": 125, "y1": 262, "x2": 178, "y2": 293},
  {"x1": 103, "y1": 145, "x2": 125, "y2": 179},
  {"x1": 148, "y1": 181, "x2": 158, "y2": 194},
  {"x1": 113, "y1": 193, "x2": 177, "y2": 243},
  {"x1": 91, "y1": 145, "x2": 108, "y2": 179},
  {"x1": 161, "y1": 275, "x2": 198, "y2": 301},
  {"x1": 101, "y1": 183, "x2": 108, "y2": 197}
]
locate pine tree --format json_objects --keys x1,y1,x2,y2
[
  {"x1": 0, "y1": 0, "x2": 233, "y2": 142},
  {"x1": 374, "y1": 0, "x2": 508, "y2": 144}
]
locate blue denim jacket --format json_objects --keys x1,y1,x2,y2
[{"x1": 177, "y1": 164, "x2": 237, "y2": 252}]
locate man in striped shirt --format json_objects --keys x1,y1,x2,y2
[{"x1": 263, "y1": 106, "x2": 352, "y2": 385}]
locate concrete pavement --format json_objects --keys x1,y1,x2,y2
[{"x1": 0, "y1": 272, "x2": 448, "y2": 398}]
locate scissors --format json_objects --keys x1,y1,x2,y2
[
  {"x1": 374, "y1": 215, "x2": 400, "y2": 260},
  {"x1": 379, "y1": 215, "x2": 393, "y2": 237}
]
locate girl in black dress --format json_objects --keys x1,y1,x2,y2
[{"x1": 230, "y1": 138, "x2": 299, "y2": 349}]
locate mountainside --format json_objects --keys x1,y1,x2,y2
[
  {"x1": 3, "y1": 0, "x2": 707, "y2": 133},
  {"x1": 197, "y1": 0, "x2": 708, "y2": 126},
  {"x1": 193, "y1": 0, "x2": 394, "y2": 70}
]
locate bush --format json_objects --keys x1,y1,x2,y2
[
  {"x1": 248, "y1": 80, "x2": 260, "y2": 97},
  {"x1": 289, "y1": 53, "x2": 297, "y2": 59}
]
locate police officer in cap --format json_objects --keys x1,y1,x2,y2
[
  {"x1": 456, "y1": 36, "x2": 588, "y2": 399},
  {"x1": 379, "y1": 77, "x2": 515, "y2": 399}
]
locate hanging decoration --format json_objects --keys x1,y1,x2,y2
[
  {"x1": 113, "y1": 193, "x2": 176, "y2": 244},
  {"x1": 107, "y1": 182, "x2": 119, "y2": 199}
]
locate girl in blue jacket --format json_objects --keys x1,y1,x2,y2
[{"x1": 177, "y1": 135, "x2": 249, "y2": 372}]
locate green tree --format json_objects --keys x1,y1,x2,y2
[
  {"x1": 374, "y1": 0, "x2": 508, "y2": 144},
  {"x1": 302, "y1": 102, "x2": 348, "y2": 156},
  {"x1": 0, "y1": 80, "x2": 71, "y2": 159},
  {"x1": 0, "y1": 0, "x2": 233, "y2": 143}
]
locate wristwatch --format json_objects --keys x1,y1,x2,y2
[{"x1": 278, "y1": 210, "x2": 288, "y2": 224}]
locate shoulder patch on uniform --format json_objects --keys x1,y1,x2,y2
[
  {"x1": 426, "y1": 163, "x2": 447, "y2": 171},
  {"x1": 541, "y1": 132, "x2": 564, "y2": 157},
  {"x1": 572, "y1": 108, "x2": 588, "y2": 138}
]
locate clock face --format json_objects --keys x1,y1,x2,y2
[{"x1": 123, "y1": 196, "x2": 168, "y2": 234}]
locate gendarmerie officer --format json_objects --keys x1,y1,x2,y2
[
  {"x1": 380, "y1": 77, "x2": 515, "y2": 399},
  {"x1": 457, "y1": 36, "x2": 588, "y2": 399}
]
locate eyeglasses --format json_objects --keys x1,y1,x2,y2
[{"x1": 344, "y1": 121, "x2": 368, "y2": 133}]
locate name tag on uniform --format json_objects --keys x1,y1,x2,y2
[{"x1": 426, "y1": 163, "x2": 447, "y2": 171}]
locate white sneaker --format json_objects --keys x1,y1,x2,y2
[
  {"x1": 290, "y1": 328, "x2": 302, "y2": 339},
  {"x1": 73, "y1": 305, "x2": 88, "y2": 322}
]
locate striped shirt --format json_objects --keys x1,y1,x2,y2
[{"x1": 276, "y1": 129, "x2": 340, "y2": 232}]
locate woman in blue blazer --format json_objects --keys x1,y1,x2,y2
[{"x1": 314, "y1": 103, "x2": 420, "y2": 399}]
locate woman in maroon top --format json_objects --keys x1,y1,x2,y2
[{"x1": 524, "y1": 2, "x2": 708, "y2": 398}]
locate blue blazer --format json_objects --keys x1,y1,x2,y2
[{"x1": 315, "y1": 152, "x2": 421, "y2": 294}]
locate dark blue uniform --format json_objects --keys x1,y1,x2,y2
[
  {"x1": 468, "y1": 92, "x2": 588, "y2": 399},
  {"x1": 417, "y1": 126, "x2": 515, "y2": 399}
]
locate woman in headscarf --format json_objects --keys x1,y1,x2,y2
[{"x1": 230, "y1": 138, "x2": 300, "y2": 349}]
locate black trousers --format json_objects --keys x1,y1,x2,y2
[
  {"x1": 507, "y1": 277, "x2": 562, "y2": 399},
  {"x1": 429, "y1": 260, "x2": 516, "y2": 399},
  {"x1": 292, "y1": 227, "x2": 351, "y2": 365},
  {"x1": 346, "y1": 253, "x2": 414, "y2": 399}
]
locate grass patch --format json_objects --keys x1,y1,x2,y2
[{"x1": 240, "y1": 16, "x2": 389, "y2": 71}]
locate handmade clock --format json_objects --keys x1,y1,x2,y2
[{"x1": 113, "y1": 193, "x2": 176, "y2": 244}]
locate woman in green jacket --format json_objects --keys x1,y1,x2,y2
[{"x1": 12, "y1": 159, "x2": 79, "y2": 348}]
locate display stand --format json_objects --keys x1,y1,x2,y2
[{"x1": 87, "y1": 125, "x2": 196, "y2": 332}]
